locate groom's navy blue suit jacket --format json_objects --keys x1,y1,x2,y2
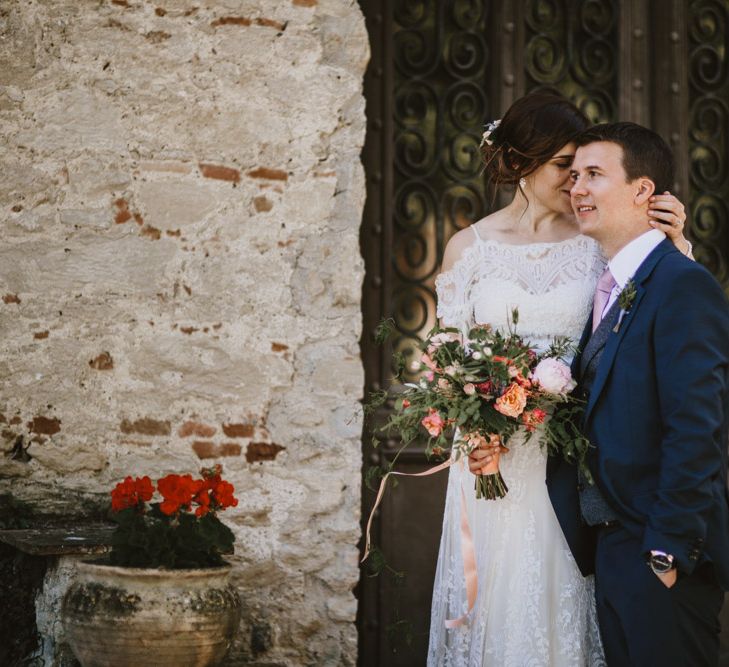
[{"x1": 547, "y1": 239, "x2": 729, "y2": 589}]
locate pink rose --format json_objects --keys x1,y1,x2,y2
[
  {"x1": 532, "y1": 358, "x2": 576, "y2": 395},
  {"x1": 429, "y1": 332, "x2": 459, "y2": 348},
  {"x1": 421, "y1": 408, "x2": 446, "y2": 438},
  {"x1": 421, "y1": 353, "x2": 438, "y2": 371},
  {"x1": 437, "y1": 378, "x2": 451, "y2": 391},
  {"x1": 463, "y1": 383, "x2": 476, "y2": 396}
]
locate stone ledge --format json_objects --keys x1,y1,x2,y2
[{"x1": 0, "y1": 525, "x2": 114, "y2": 556}]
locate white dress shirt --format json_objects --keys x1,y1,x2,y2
[{"x1": 599, "y1": 229, "x2": 666, "y2": 321}]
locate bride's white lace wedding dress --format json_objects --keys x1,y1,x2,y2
[{"x1": 428, "y1": 226, "x2": 607, "y2": 667}]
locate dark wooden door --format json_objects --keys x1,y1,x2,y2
[{"x1": 358, "y1": 2, "x2": 729, "y2": 665}]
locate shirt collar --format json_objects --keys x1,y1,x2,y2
[{"x1": 608, "y1": 229, "x2": 666, "y2": 290}]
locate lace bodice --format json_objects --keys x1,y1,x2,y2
[{"x1": 435, "y1": 229, "x2": 606, "y2": 352}]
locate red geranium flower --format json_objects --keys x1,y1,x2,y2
[
  {"x1": 157, "y1": 474, "x2": 203, "y2": 516},
  {"x1": 111, "y1": 475, "x2": 154, "y2": 512}
]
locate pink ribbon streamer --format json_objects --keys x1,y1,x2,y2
[{"x1": 361, "y1": 457, "x2": 478, "y2": 628}]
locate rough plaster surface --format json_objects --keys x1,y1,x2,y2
[{"x1": 0, "y1": 1, "x2": 368, "y2": 664}]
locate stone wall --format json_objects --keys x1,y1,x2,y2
[{"x1": 0, "y1": 1, "x2": 368, "y2": 664}]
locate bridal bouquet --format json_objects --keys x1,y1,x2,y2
[{"x1": 372, "y1": 311, "x2": 590, "y2": 499}]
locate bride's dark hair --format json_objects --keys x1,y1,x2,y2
[{"x1": 482, "y1": 91, "x2": 590, "y2": 187}]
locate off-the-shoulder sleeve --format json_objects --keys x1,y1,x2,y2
[{"x1": 435, "y1": 248, "x2": 476, "y2": 333}]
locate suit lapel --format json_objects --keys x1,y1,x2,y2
[{"x1": 583, "y1": 239, "x2": 677, "y2": 426}]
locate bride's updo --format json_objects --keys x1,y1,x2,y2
[{"x1": 482, "y1": 92, "x2": 590, "y2": 187}]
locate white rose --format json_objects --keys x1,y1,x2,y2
[
  {"x1": 483, "y1": 347, "x2": 493, "y2": 356},
  {"x1": 471, "y1": 352, "x2": 482, "y2": 360},
  {"x1": 463, "y1": 383, "x2": 476, "y2": 395},
  {"x1": 532, "y1": 358, "x2": 576, "y2": 395}
]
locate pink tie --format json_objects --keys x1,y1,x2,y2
[{"x1": 592, "y1": 268, "x2": 617, "y2": 332}]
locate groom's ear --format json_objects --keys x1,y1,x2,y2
[{"x1": 634, "y1": 177, "x2": 656, "y2": 206}]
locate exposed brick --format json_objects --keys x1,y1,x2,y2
[
  {"x1": 247, "y1": 167, "x2": 288, "y2": 181},
  {"x1": 0, "y1": 414, "x2": 5, "y2": 423},
  {"x1": 89, "y1": 352, "x2": 114, "y2": 370},
  {"x1": 11, "y1": 204, "x2": 22, "y2": 212},
  {"x1": 33, "y1": 331, "x2": 49, "y2": 340},
  {"x1": 180, "y1": 326, "x2": 198, "y2": 335},
  {"x1": 133, "y1": 213, "x2": 143, "y2": 225},
  {"x1": 140, "y1": 225, "x2": 161, "y2": 240},
  {"x1": 111, "y1": 0, "x2": 130, "y2": 6},
  {"x1": 192, "y1": 440, "x2": 215, "y2": 458},
  {"x1": 2, "y1": 429, "x2": 15, "y2": 440},
  {"x1": 293, "y1": 0, "x2": 318, "y2": 5},
  {"x1": 246, "y1": 442, "x2": 285, "y2": 463},
  {"x1": 210, "y1": 16, "x2": 251, "y2": 27},
  {"x1": 120, "y1": 418, "x2": 170, "y2": 436},
  {"x1": 28, "y1": 416, "x2": 61, "y2": 435},
  {"x1": 166, "y1": 229, "x2": 181, "y2": 237},
  {"x1": 199, "y1": 163, "x2": 241, "y2": 183},
  {"x1": 255, "y1": 17, "x2": 286, "y2": 30},
  {"x1": 3, "y1": 294, "x2": 20, "y2": 304},
  {"x1": 9, "y1": 416, "x2": 21, "y2": 425},
  {"x1": 271, "y1": 342, "x2": 288, "y2": 352},
  {"x1": 178, "y1": 421, "x2": 217, "y2": 438},
  {"x1": 219, "y1": 442, "x2": 242, "y2": 456},
  {"x1": 155, "y1": 7, "x2": 166, "y2": 16},
  {"x1": 222, "y1": 423, "x2": 254, "y2": 438},
  {"x1": 192, "y1": 440, "x2": 242, "y2": 459},
  {"x1": 145, "y1": 31, "x2": 171, "y2": 43},
  {"x1": 253, "y1": 195, "x2": 273, "y2": 212},
  {"x1": 114, "y1": 198, "x2": 132, "y2": 224}
]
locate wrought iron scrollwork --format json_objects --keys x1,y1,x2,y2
[
  {"x1": 688, "y1": 0, "x2": 729, "y2": 286},
  {"x1": 391, "y1": 0, "x2": 491, "y2": 381},
  {"x1": 525, "y1": 0, "x2": 618, "y2": 123}
]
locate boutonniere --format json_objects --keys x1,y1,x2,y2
[{"x1": 613, "y1": 278, "x2": 637, "y2": 333}]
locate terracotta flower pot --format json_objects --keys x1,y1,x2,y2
[{"x1": 62, "y1": 561, "x2": 241, "y2": 667}]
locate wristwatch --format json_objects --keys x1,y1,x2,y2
[{"x1": 647, "y1": 550, "x2": 675, "y2": 575}]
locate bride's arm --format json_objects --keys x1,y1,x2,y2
[
  {"x1": 649, "y1": 192, "x2": 693, "y2": 258},
  {"x1": 436, "y1": 227, "x2": 478, "y2": 329}
]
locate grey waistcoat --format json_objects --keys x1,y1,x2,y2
[{"x1": 577, "y1": 298, "x2": 622, "y2": 526}]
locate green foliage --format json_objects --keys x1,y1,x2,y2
[
  {"x1": 109, "y1": 504, "x2": 234, "y2": 569},
  {"x1": 374, "y1": 317, "x2": 396, "y2": 345}
]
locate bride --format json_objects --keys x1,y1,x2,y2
[{"x1": 427, "y1": 92, "x2": 689, "y2": 666}]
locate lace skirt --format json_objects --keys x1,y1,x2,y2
[{"x1": 427, "y1": 432, "x2": 605, "y2": 667}]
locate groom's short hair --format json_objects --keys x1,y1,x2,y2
[{"x1": 576, "y1": 122, "x2": 675, "y2": 195}]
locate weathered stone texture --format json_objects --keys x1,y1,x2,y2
[{"x1": 0, "y1": 0, "x2": 368, "y2": 664}]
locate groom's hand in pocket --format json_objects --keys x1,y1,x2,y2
[{"x1": 655, "y1": 569, "x2": 678, "y2": 589}]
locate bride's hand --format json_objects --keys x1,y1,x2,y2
[
  {"x1": 648, "y1": 191, "x2": 692, "y2": 256},
  {"x1": 467, "y1": 443, "x2": 509, "y2": 475}
]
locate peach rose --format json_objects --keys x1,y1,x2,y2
[
  {"x1": 421, "y1": 408, "x2": 446, "y2": 437},
  {"x1": 494, "y1": 382, "x2": 528, "y2": 418}
]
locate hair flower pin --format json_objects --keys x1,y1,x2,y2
[
  {"x1": 613, "y1": 278, "x2": 637, "y2": 333},
  {"x1": 481, "y1": 119, "x2": 501, "y2": 147}
]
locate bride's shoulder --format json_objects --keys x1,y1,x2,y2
[
  {"x1": 441, "y1": 226, "x2": 478, "y2": 274},
  {"x1": 441, "y1": 212, "x2": 507, "y2": 273}
]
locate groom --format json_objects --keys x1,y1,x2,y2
[{"x1": 549, "y1": 122, "x2": 729, "y2": 665}]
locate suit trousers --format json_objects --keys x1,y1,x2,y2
[{"x1": 594, "y1": 524, "x2": 723, "y2": 666}]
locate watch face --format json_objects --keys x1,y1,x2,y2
[{"x1": 650, "y1": 554, "x2": 673, "y2": 574}]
